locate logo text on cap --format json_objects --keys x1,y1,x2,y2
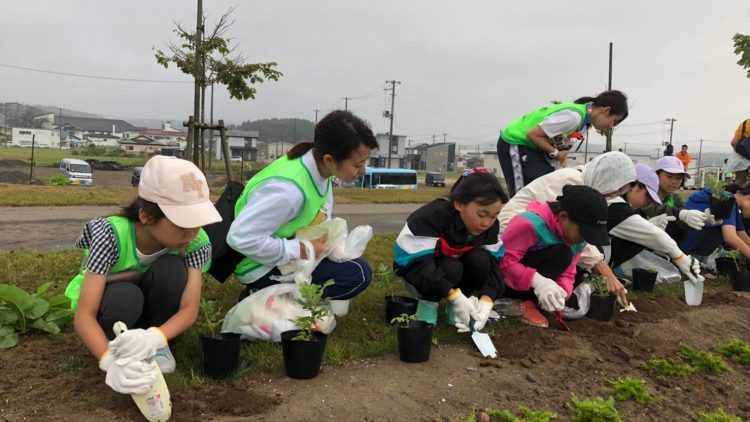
[{"x1": 180, "y1": 173, "x2": 205, "y2": 198}]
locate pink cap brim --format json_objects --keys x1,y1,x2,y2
[{"x1": 158, "y1": 201, "x2": 222, "y2": 228}]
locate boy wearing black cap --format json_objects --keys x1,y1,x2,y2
[{"x1": 500, "y1": 185, "x2": 609, "y2": 325}]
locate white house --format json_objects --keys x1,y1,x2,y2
[
  {"x1": 371, "y1": 133, "x2": 407, "y2": 168},
  {"x1": 142, "y1": 122, "x2": 187, "y2": 149},
  {"x1": 213, "y1": 130, "x2": 259, "y2": 161},
  {"x1": 10, "y1": 127, "x2": 60, "y2": 148},
  {"x1": 482, "y1": 150, "x2": 502, "y2": 177}
]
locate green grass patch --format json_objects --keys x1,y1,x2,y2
[
  {"x1": 678, "y1": 344, "x2": 731, "y2": 374},
  {"x1": 1, "y1": 146, "x2": 149, "y2": 167},
  {"x1": 716, "y1": 339, "x2": 750, "y2": 364},
  {"x1": 333, "y1": 186, "x2": 450, "y2": 204},
  {"x1": 565, "y1": 395, "x2": 621, "y2": 422},
  {"x1": 607, "y1": 377, "x2": 655, "y2": 404},
  {"x1": 0, "y1": 184, "x2": 137, "y2": 206},
  {"x1": 483, "y1": 405, "x2": 558, "y2": 421},
  {"x1": 693, "y1": 408, "x2": 744, "y2": 422},
  {"x1": 641, "y1": 356, "x2": 696, "y2": 376}
]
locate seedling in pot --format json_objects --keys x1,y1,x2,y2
[
  {"x1": 197, "y1": 298, "x2": 224, "y2": 336},
  {"x1": 587, "y1": 274, "x2": 609, "y2": 296},
  {"x1": 390, "y1": 313, "x2": 416, "y2": 326},
  {"x1": 292, "y1": 280, "x2": 334, "y2": 341},
  {"x1": 705, "y1": 175, "x2": 730, "y2": 201},
  {"x1": 725, "y1": 249, "x2": 742, "y2": 271}
]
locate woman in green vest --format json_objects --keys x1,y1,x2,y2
[
  {"x1": 65, "y1": 155, "x2": 221, "y2": 395},
  {"x1": 228, "y1": 110, "x2": 380, "y2": 307},
  {"x1": 497, "y1": 90, "x2": 629, "y2": 196}
]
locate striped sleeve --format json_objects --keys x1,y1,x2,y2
[{"x1": 393, "y1": 223, "x2": 438, "y2": 268}]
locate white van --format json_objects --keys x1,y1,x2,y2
[{"x1": 59, "y1": 158, "x2": 93, "y2": 185}]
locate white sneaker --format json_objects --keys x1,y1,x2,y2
[{"x1": 154, "y1": 345, "x2": 176, "y2": 374}]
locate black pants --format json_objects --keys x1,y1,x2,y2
[
  {"x1": 406, "y1": 248, "x2": 499, "y2": 302},
  {"x1": 98, "y1": 254, "x2": 187, "y2": 340},
  {"x1": 497, "y1": 136, "x2": 555, "y2": 197},
  {"x1": 503, "y1": 244, "x2": 578, "y2": 308},
  {"x1": 609, "y1": 237, "x2": 646, "y2": 268}
]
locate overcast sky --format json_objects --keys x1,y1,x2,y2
[{"x1": 1, "y1": 1, "x2": 748, "y2": 154}]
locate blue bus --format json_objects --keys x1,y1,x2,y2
[{"x1": 343, "y1": 167, "x2": 418, "y2": 190}]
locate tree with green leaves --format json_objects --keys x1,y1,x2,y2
[
  {"x1": 154, "y1": 5, "x2": 282, "y2": 167},
  {"x1": 732, "y1": 32, "x2": 750, "y2": 78}
]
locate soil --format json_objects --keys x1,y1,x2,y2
[{"x1": 2, "y1": 286, "x2": 750, "y2": 421}]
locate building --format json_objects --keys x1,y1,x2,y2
[
  {"x1": 482, "y1": 151, "x2": 502, "y2": 176},
  {"x1": 370, "y1": 133, "x2": 407, "y2": 168},
  {"x1": 34, "y1": 114, "x2": 142, "y2": 148},
  {"x1": 9, "y1": 128, "x2": 61, "y2": 148},
  {"x1": 213, "y1": 130, "x2": 260, "y2": 161},
  {"x1": 258, "y1": 140, "x2": 297, "y2": 162},
  {"x1": 118, "y1": 135, "x2": 168, "y2": 154},
  {"x1": 142, "y1": 122, "x2": 187, "y2": 149}
]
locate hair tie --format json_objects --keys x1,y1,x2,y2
[{"x1": 462, "y1": 167, "x2": 489, "y2": 177}]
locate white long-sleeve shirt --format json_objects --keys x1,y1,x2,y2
[
  {"x1": 606, "y1": 197, "x2": 682, "y2": 261},
  {"x1": 227, "y1": 150, "x2": 332, "y2": 281}
]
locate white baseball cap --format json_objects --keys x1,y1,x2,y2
[{"x1": 138, "y1": 156, "x2": 222, "y2": 228}]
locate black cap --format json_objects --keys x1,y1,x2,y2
[{"x1": 556, "y1": 185, "x2": 610, "y2": 246}]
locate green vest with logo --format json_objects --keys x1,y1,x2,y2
[
  {"x1": 519, "y1": 211, "x2": 586, "y2": 255},
  {"x1": 501, "y1": 103, "x2": 589, "y2": 150},
  {"x1": 64, "y1": 216, "x2": 211, "y2": 310},
  {"x1": 233, "y1": 155, "x2": 331, "y2": 278}
]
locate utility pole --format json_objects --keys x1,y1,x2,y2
[
  {"x1": 191, "y1": 0, "x2": 204, "y2": 167},
  {"x1": 432, "y1": 134, "x2": 436, "y2": 145},
  {"x1": 385, "y1": 79, "x2": 401, "y2": 168},
  {"x1": 666, "y1": 118, "x2": 676, "y2": 146},
  {"x1": 623, "y1": 143, "x2": 628, "y2": 153},
  {"x1": 29, "y1": 134, "x2": 35, "y2": 184},
  {"x1": 442, "y1": 133, "x2": 447, "y2": 144},
  {"x1": 208, "y1": 82, "x2": 214, "y2": 168},
  {"x1": 696, "y1": 139, "x2": 704, "y2": 187},
  {"x1": 59, "y1": 107, "x2": 63, "y2": 149},
  {"x1": 314, "y1": 109, "x2": 321, "y2": 124},
  {"x1": 605, "y1": 42, "x2": 613, "y2": 152},
  {"x1": 342, "y1": 97, "x2": 352, "y2": 111}
]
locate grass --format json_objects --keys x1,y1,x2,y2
[
  {"x1": 333, "y1": 186, "x2": 450, "y2": 204},
  {"x1": 641, "y1": 344, "x2": 731, "y2": 376},
  {"x1": 607, "y1": 377, "x2": 655, "y2": 404},
  {"x1": 641, "y1": 356, "x2": 696, "y2": 376},
  {"x1": 693, "y1": 408, "x2": 744, "y2": 422},
  {"x1": 483, "y1": 406, "x2": 558, "y2": 422},
  {"x1": 565, "y1": 395, "x2": 621, "y2": 422},
  {"x1": 0, "y1": 234, "x2": 521, "y2": 389},
  {"x1": 0, "y1": 146, "x2": 149, "y2": 167},
  {"x1": 716, "y1": 339, "x2": 750, "y2": 364}
]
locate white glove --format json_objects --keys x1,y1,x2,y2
[
  {"x1": 99, "y1": 351, "x2": 157, "y2": 395},
  {"x1": 470, "y1": 296, "x2": 494, "y2": 331},
  {"x1": 531, "y1": 273, "x2": 566, "y2": 312},
  {"x1": 109, "y1": 327, "x2": 167, "y2": 364},
  {"x1": 673, "y1": 253, "x2": 705, "y2": 284},
  {"x1": 678, "y1": 209, "x2": 707, "y2": 230},
  {"x1": 448, "y1": 289, "x2": 474, "y2": 332},
  {"x1": 648, "y1": 214, "x2": 676, "y2": 230},
  {"x1": 704, "y1": 208, "x2": 722, "y2": 226}
]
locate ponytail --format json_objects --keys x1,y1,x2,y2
[{"x1": 287, "y1": 141, "x2": 314, "y2": 160}]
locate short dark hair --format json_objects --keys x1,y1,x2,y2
[
  {"x1": 287, "y1": 110, "x2": 379, "y2": 162},
  {"x1": 118, "y1": 197, "x2": 165, "y2": 222},
  {"x1": 449, "y1": 172, "x2": 508, "y2": 206},
  {"x1": 681, "y1": 144, "x2": 688, "y2": 149}
]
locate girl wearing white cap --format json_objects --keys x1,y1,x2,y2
[
  {"x1": 65, "y1": 155, "x2": 222, "y2": 395},
  {"x1": 641, "y1": 156, "x2": 711, "y2": 243},
  {"x1": 605, "y1": 163, "x2": 704, "y2": 284},
  {"x1": 497, "y1": 151, "x2": 636, "y2": 306},
  {"x1": 228, "y1": 111, "x2": 379, "y2": 305}
]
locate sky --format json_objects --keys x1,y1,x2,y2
[{"x1": 1, "y1": 0, "x2": 749, "y2": 155}]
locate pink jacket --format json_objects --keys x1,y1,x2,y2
[{"x1": 500, "y1": 201, "x2": 582, "y2": 298}]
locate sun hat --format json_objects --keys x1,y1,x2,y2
[{"x1": 634, "y1": 163, "x2": 662, "y2": 204}]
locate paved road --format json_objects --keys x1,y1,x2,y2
[{"x1": 0, "y1": 204, "x2": 419, "y2": 251}]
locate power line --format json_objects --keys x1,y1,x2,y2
[
  {"x1": 399, "y1": 97, "x2": 496, "y2": 129},
  {"x1": 0, "y1": 63, "x2": 192, "y2": 83}
]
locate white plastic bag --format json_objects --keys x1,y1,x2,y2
[
  {"x1": 616, "y1": 250, "x2": 681, "y2": 284},
  {"x1": 562, "y1": 283, "x2": 591, "y2": 320},
  {"x1": 221, "y1": 283, "x2": 336, "y2": 342}
]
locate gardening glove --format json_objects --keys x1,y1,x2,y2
[
  {"x1": 448, "y1": 289, "x2": 474, "y2": 332},
  {"x1": 109, "y1": 327, "x2": 167, "y2": 364},
  {"x1": 678, "y1": 209, "x2": 707, "y2": 230},
  {"x1": 470, "y1": 296, "x2": 494, "y2": 331},
  {"x1": 531, "y1": 273, "x2": 566, "y2": 312},
  {"x1": 703, "y1": 208, "x2": 722, "y2": 225},
  {"x1": 99, "y1": 350, "x2": 157, "y2": 395},
  {"x1": 673, "y1": 253, "x2": 705, "y2": 284},
  {"x1": 648, "y1": 214, "x2": 676, "y2": 231}
]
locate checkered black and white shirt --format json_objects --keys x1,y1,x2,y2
[{"x1": 74, "y1": 218, "x2": 211, "y2": 275}]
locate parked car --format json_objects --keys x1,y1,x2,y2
[
  {"x1": 59, "y1": 158, "x2": 93, "y2": 185},
  {"x1": 131, "y1": 167, "x2": 143, "y2": 187},
  {"x1": 425, "y1": 172, "x2": 445, "y2": 187}
]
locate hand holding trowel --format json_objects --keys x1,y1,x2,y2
[{"x1": 112, "y1": 321, "x2": 172, "y2": 422}]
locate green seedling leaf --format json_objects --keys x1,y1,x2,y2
[
  {"x1": 34, "y1": 282, "x2": 53, "y2": 298},
  {"x1": 0, "y1": 326, "x2": 19, "y2": 350},
  {"x1": 31, "y1": 318, "x2": 61, "y2": 334},
  {"x1": 0, "y1": 284, "x2": 33, "y2": 312},
  {"x1": 0, "y1": 305, "x2": 19, "y2": 325},
  {"x1": 25, "y1": 298, "x2": 49, "y2": 320},
  {"x1": 44, "y1": 308, "x2": 74, "y2": 324},
  {"x1": 47, "y1": 294, "x2": 71, "y2": 309}
]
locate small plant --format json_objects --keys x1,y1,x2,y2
[
  {"x1": 390, "y1": 313, "x2": 416, "y2": 326},
  {"x1": 642, "y1": 356, "x2": 696, "y2": 376},
  {"x1": 0, "y1": 282, "x2": 74, "y2": 349},
  {"x1": 705, "y1": 175, "x2": 729, "y2": 200},
  {"x1": 485, "y1": 405, "x2": 558, "y2": 422},
  {"x1": 565, "y1": 394, "x2": 621, "y2": 422},
  {"x1": 607, "y1": 377, "x2": 655, "y2": 404},
  {"x1": 678, "y1": 344, "x2": 731, "y2": 374},
  {"x1": 716, "y1": 338, "x2": 750, "y2": 364},
  {"x1": 693, "y1": 408, "x2": 743, "y2": 422},
  {"x1": 586, "y1": 274, "x2": 609, "y2": 296},
  {"x1": 724, "y1": 249, "x2": 742, "y2": 271},
  {"x1": 376, "y1": 262, "x2": 397, "y2": 295},
  {"x1": 45, "y1": 174, "x2": 72, "y2": 186},
  {"x1": 292, "y1": 280, "x2": 334, "y2": 341},
  {"x1": 197, "y1": 298, "x2": 224, "y2": 335}
]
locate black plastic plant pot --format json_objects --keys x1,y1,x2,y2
[
  {"x1": 397, "y1": 320, "x2": 433, "y2": 363},
  {"x1": 280, "y1": 330, "x2": 327, "y2": 379},
  {"x1": 631, "y1": 269, "x2": 658, "y2": 292},
  {"x1": 199, "y1": 332, "x2": 240, "y2": 379},
  {"x1": 709, "y1": 196, "x2": 735, "y2": 220},
  {"x1": 715, "y1": 257, "x2": 741, "y2": 276},
  {"x1": 586, "y1": 294, "x2": 617, "y2": 322},
  {"x1": 730, "y1": 271, "x2": 750, "y2": 292},
  {"x1": 384, "y1": 295, "x2": 418, "y2": 325}
]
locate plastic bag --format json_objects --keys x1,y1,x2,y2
[
  {"x1": 615, "y1": 250, "x2": 681, "y2": 284},
  {"x1": 562, "y1": 283, "x2": 591, "y2": 320},
  {"x1": 221, "y1": 283, "x2": 336, "y2": 342}
]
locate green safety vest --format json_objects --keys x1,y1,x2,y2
[
  {"x1": 501, "y1": 103, "x2": 590, "y2": 150},
  {"x1": 64, "y1": 216, "x2": 211, "y2": 310},
  {"x1": 519, "y1": 211, "x2": 587, "y2": 255},
  {"x1": 233, "y1": 155, "x2": 330, "y2": 278},
  {"x1": 664, "y1": 194, "x2": 674, "y2": 207}
]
